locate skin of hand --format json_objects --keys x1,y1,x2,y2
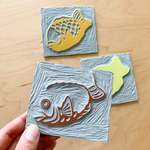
[{"x1": 0, "y1": 113, "x2": 59, "y2": 150}]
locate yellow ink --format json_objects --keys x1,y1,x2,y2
[
  {"x1": 94, "y1": 56, "x2": 130, "y2": 95},
  {"x1": 46, "y1": 9, "x2": 92, "y2": 52}
]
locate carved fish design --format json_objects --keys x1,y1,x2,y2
[
  {"x1": 46, "y1": 9, "x2": 92, "y2": 52},
  {"x1": 94, "y1": 56, "x2": 130, "y2": 95},
  {"x1": 35, "y1": 82, "x2": 106, "y2": 126}
]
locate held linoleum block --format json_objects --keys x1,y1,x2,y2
[
  {"x1": 27, "y1": 62, "x2": 112, "y2": 142},
  {"x1": 80, "y1": 53, "x2": 138, "y2": 104},
  {"x1": 41, "y1": 7, "x2": 98, "y2": 56}
]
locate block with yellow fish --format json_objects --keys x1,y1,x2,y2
[
  {"x1": 41, "y1": 7, "x2": 98, "y2": 56},
  {"x1": 80, "y1": 53, "x2": 138, "y2": 104}
]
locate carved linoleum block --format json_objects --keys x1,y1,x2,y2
[
  {"x1": 41, "y1": 7, "x2": 97, "y2": 57},
  {"x1": 80, "y1": 53, "x2": 138, "y2": 104},
  {"x1": 27, "y1": 62, "x2": 112, "y2": 141}
]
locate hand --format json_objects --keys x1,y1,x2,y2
[{"x1": 0, "y1": 113, "x2": 59, "y2": 150}]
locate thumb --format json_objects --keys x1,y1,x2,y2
[{"x1": 15, "y1": 124, "x2": 40, "y2": 150}]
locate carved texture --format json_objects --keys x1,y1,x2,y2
[{"x1": 27, "y1": 62, "x2": 112, "y2": 141}]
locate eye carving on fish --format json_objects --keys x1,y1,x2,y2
[
  {"x1": 35, "y1": 82, "x2": 106, "y2": 126},
  {"x1": 46, "y1": 9, "x2": 92, "y2": 52}
]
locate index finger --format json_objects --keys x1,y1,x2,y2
[{"x1": 0, "y1": 113, "x2": 26, "y2": 150}]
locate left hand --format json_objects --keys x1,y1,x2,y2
[{"x1": 0, "y1": 113, "x2": 59, "y2": 150}]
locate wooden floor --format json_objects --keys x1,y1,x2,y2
[{"x1": 0, "y1": 0, "x2": 150, "y2": 150}]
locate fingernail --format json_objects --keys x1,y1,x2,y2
[
  {"x1": 25, "y1": 124, "x2": 40, "y2": 142},
  {"x1": 54, "y1": 136, "x2": 60, "y2": 140},
  {"x1": 56, "y1": 137, "x2": 60, "y2": 139}
]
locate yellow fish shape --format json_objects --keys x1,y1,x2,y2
[
  {"x1": 46, "y1": 9, "x2": 92, "y2": 52},
  {"x1": 94, "y1": 56, "x2": 130, "y2": 95}
]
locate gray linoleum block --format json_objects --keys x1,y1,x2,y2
[
  {"x1": 80, "y1": 53, "x2": 138, "y2": 104},
  {"x1": 27, "y1": 62, "x2": 112, "y2": 142},
  {"x1": 41, "y1": 7, "x2": 98, "y2": 57}
]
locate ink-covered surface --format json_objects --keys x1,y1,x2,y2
[
  {"x1": 41, "y1": 7, "x2": 97, "y2": 56},
  {"x1": 80, "y1": 53, "x2": 138, "y2": 104},
  {"x1": 27, "y1": 62, "x2": 112, "y2": 141}
]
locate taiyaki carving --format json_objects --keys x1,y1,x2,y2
[
  {"x1": 46, "y1": 9, "x2": 92, "y2": 52},
  {"x1": 94, "y1": 56, "x2": 130, "y2": 95},
  {"x1": 35, "y1": 82, "x2": 106, "y2": 126}
]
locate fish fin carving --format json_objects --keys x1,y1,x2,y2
[
  {"x1": 88, "y1": 85, "x2": 106, "y2": 100},
  {"x1": 53, "y1": 16, "x2": 69, "y2": 22},
  {"x1": 73, "y1": 9, "x2": 84, "y2": 20},
  {"x1": 61, "y1": 96, "x2": 73, "y2": 117}
]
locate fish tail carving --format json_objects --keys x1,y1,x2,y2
[{"x1": 88, "y1": 85, "x2": 106, "y2": 100}]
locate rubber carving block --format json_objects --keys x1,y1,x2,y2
[
  {"x1": 94, "y1": 56, "x2": 130, "y2": 95},
  {"x1": 41, "y1": 7, "x2": 98, "y2": 57},
  {"x1": 27, "y1": 62, "x2": 112, "y2": 142},
  {"x1": 80, "y1": 53, "x2": 138, "y2": 104}
]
